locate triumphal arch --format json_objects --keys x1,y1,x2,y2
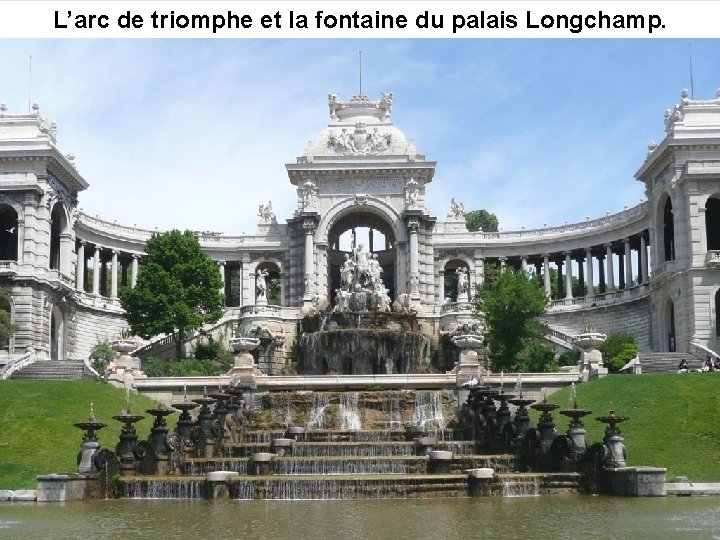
[{"x1": 1, "y1": 88, "x2": 720, "y2": 376}]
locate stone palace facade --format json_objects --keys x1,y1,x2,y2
[{"x1": 0, "y1": 89, "x2": 719, "y2": 371}]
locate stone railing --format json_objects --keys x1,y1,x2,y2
[
  {"x1": 705, "y1": 251, "x2": 720, "y2": 268},
  {"x1": 549, "y1": 284, "x2": 650, "y2": 310},
  {"x1": 240, "y1": 304, "x2": 283, "y2": 317},
  {"x1": 455, "y1": 202, "x2": 648, "y2": 240},
  {"x1": 547, "y1": 328, "x2": 576, "y2": 347},
  {"x1": 689, "y1": 341, "x2": 720, "y2": 362},
  {"x1": 0, "y1": 349, "x2": 36, "y2": 380},
  {"x1": 439, "y1": 301, "x2": 479, "y2": 315},
  {"x1": 0, "y1": 260, "x2": 17, "y2": 275}
]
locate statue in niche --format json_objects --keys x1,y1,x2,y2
[
  {"x1": 448, "y1": 198, "x2": 465, "y2": 219},
  {"x1": 257, "y1": 201, "x2": 275, "y2": 223},
  {"x1": 333, "y1": 244, "x2": 390, "y2": 312},
  {"x1": 255, "y1": 268, "x2": 269, "y2": 301},
  {"x1": 405, "y1": 178, "x2": 420, "y2": 209},
  {"x1": 300, "y1": 181, "x2": 318, "y2": 211},
  {"x1": 456, "y1": 267, "x2": 469, "y2": 300}
]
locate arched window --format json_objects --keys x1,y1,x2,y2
[
  {"x1": 663, "y1": 197, "x2": 675, "y2": 262},
  {"x1": 0, "y1": 205, "x2": 18, "y2": 261},
  {"x1": 715, "y1": 290, "x2": 720, "y2": 337},
  {"x1": 49, "y1": 203, "x2": 66, "y2": 270},
  {"x1": 443, "y1": 259, "x2": 470, "y2": 302},
  {"x1": 257, "y1": 261, "x2": 282, "y2": 306},
  {"x1": 706, "y1": 197, "x2": 720, "y2": 251}
]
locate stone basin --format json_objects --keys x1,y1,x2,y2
[
  {"x1": 272, "y1": 438, "x2": 294, "y2": 447},
  {"x1": 230, "y1": 337, "x2": 261, "y2": 353},
  {"x1": 251, "y1": 452, "x2": 276, "y2": 462},
  {"x1": 465, "y1": 468, "x2": 494, "y2": 479},
  {"x1": 110, "y1": 339, "x2": 139, "y2": 354},
  {"x1": 427, "y1": 450, "x2": 453, "y2": 461},
  {"x1": 451, "y1": 334, "x2": 484, "y2": 348},
  {"x1": 206, "y1": 471, "x2": 239, "y2": 482},
  {"x1": 575, "y1": 332, "x2": 607, "y2": 350}
]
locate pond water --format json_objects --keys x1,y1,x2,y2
[{"x1": 1, "y1": 496, "x2": 720, "y2": 539}]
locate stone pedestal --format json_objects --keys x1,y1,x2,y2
[
  {"x1": 467, "y1": 468, "x2": 494, "y2": 497},
  {"x1": 251, "y1": 452, "x2": 275, "y2": 475},
  {"x1": 575, "y1": 332, "x2": 608, "y2": 381},
  {"x1": 77, "y1": 440, "x2": 100, "y2": 474},
  {"x1": 228, "y1": 337, "x2": 262, "y2": 388},
  {"x1": 427, "y1": 450, "x2": 453, "y2": 473},
  {"x1": 271, "y1": 438, "x2": 294, "y2": 457},
  {"x1": 453, "y1": 334, "x2": 486, "y2": 388}
]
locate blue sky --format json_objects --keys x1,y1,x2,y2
[{"x1": 0, "y1": 39, "x2": 718, "y2": 234}]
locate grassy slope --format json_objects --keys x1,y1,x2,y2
[
  {"x1": 546, "y1": 373, "x2": 720, "y2": 482},
  {"x1": 0, "y1": 381, "x2": 159, "y2": 489}
]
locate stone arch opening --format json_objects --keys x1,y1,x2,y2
[
  {"x1": 0, "y1": 290, "x2": 13, "y2": 352},
  {"x1": 257, "y1": 261, "x2": 281, "y2": 306},
  {"x1": 443, "y1": 259, "x2": 470, "y2": 302},
  {"x1": 50, "y1": 305, "x2": 64, "y2": 360},
  {"x1": 705, "y1": 196, "x2": 720, "y2": 251},
  {"x1": 715, "y1": 289, "x2": 720, "y2": 338},
  {"x1": 49, "y1": 202, "x2": 68, "y2": 271},
  {"x1": 0, "y1": 205, "x2": 18, "y2": 261},
  {"x1": 327, "y1": 211, "x2": 396, "y2": 303},
  {"x1": 660, "y1": 298, "x2": 676, "y2": 352},
  {"x1": 660, "y1": 195, "x2": 675, "y2": 262}
]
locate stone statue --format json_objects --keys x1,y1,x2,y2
[
  {"x1": 378, "y1": 92, "x2": 393, "y2": 119},
  {"x1": 257, "y1": 201, "x2": 275, "y2": 223},
  {"x1": 255, "y1": 268, "x2": 269, "y2": 301},
  {"x1": 340, "y1": 253, "x2": 354, "y2": 292},
  {"x1": 328, "y1": 93, "x2": 339, "y2": 120},
  {"x1": 448, "y1": 198, "x2": 465, "y2": 219},
  {"x1": 456, "y1": 267, "x2": 469, "y2": 300},
  {"x1": 405, "y1": 178, "x2": 419, "y2": 209},
  {"x1": 300, "y1": 181, "x2": 317, "y2": 211}
]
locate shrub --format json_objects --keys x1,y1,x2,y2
[
  {"x1": 89, "y1": 340, "x2": 116, "y2": 373},
  {"x1": 599, "y1": 332, "x2": 639, "y2": 373},
  {"x1": 143, "y1": 355, "x2": 232, "y2": 377},
  {"x1": 558, "y1": 348, "x2": 581, "y2": 367},
  {"x1": 519, "y1": 341, "x2": 559, "y2": 373}
]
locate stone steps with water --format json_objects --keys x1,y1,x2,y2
[{"x1": 119, "y1": 474, "x2": 470, "y2": 500}]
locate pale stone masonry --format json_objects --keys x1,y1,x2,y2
[{"x1": 0, "y1": 89, "x2": 718, "y2": 369}]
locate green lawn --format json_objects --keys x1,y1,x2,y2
[
  {"x1": 0, "y1": 381, "x2": 160, "y2": 489},
  {"x1": 545, "y1": 373, "x2": 720, "y2": 482}
]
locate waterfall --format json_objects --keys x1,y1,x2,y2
[
  {"x1": 499, "y1": 475, "x2": 541, "y2": 497},
  {"x1": 386, "y1": 391, "x2": 402, "y2": 429},
  {"x1": 293, "y1": 442, "x2": 414, "y2": 457},
  {"x1": 306, "y1": 393, "x2": 330, "y2": 430},
  {"x1": 412, "y1": 391, "x2": 446, "y2": 431},
  {"x1": 122, "y1": 479, "x2": 203, "y2": 499},
  {"x1": 272, "y1": 457, "x2": 410, "y2": 475},
  {"x1": 340, "y1": 392, "x2": 362, "y2": 430}
]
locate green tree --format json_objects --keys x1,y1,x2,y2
[
  {"x1": 477, "y1": 269, "x2": 549, "y2": 372},
  {"x1": 465, "y1": 209, "x2": 499, "y2": 232},
  {"x1": 119, "y1": 230, "x2": 224, "y2": 359},
  {"x1": 599, "y1": 332, "x2": 639, "y2": 372},
  {"x1": 0, "y1": 288, "x2": 16, "y2": 348}
]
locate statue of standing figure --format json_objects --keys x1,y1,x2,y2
[
  {"x1": 456, "y1": 267, "x2": 469, "y2": 300},
  {"x1": 256, "y1": 268, "x2": 269, "y2": 302}
]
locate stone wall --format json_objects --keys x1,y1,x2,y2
[
  {"x1": 542, "y1": 296, "x2": 653, "y2": 351},
  {"x1": 72, "y1": 305, "x2": 127, "y2": 361}
]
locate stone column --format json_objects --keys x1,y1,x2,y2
[
  {"x1": 577, "y1": 256, "x2": 585, "y2": 296},
  {"x1": 598, "y1": 255, "x2": 606, "y2": 293},
  {"x1": 499, "y1": 256, "x2": 507, "y2": 273},
  {"x1": 110, "y1": 250, "x2": 118, "y2": 298},
  {"x1": 438, "y1": 269, "x2": 445, "y2": 302},
  {"x1": 543, "y1": 254, "x2": 551, "y2": 298},
  {"x1": 565, "y1": 252, "x2": 573, "y2": 299},
  {"x1": 75, "y1": 241, "x2": 85, "y2": 291},
  {"x1": 556, "y1": 260, "x2": 563, "y2": 299},
  {"x1": 303, "y1": 219, "x2": 316, "y2": 302},
  {"x1": 521, "y1": 256, "x2": 528, "y2": 273},
  {"x1": 408, "y1": 219, "x2": 420, "y2": 299},
  {"x1": 218, "y1": 261, "x2": 226, "y2": 297},
  {"x1": 605, "y1": 244, "x2": 614, "y2": 291},
  {"x1": 130, "y1": 254, "x2": 139, "y2": 288},
  {"x1": 640, "y1": 235, "x2": 649, "y2": 284},
  {"x1": 92, "y1": 245, "x2": 101, "y2": 296},
  {"x1": 624, "y1": 238, "x2": 633, "y2": 288},
  {"x1": 585, "y1": 248, "x2": 594, "y2": 296}
]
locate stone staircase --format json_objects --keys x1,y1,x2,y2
[
  {"x1": 10, "y1": 360, "x2": 87, "y2": 380},
  {"x1": 638, "y1": 352, "x2": 694, "y2": 373}
]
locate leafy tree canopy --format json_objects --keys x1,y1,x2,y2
[
  {"x1": 477, "y1": 269, "x2": 549, "y2": 372},
  {"x1": 0, "y1": 288, "x2": 16, "y2": 348},
  {"x1": 465, "y1": 209, "x2": 499, "y2": 232},
  {"x1": 598, "y1": 332, "x2": 639, "y2": 372},
  {"x1": 119, "y1": 230, "x2": 224, "y2": 358}
]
